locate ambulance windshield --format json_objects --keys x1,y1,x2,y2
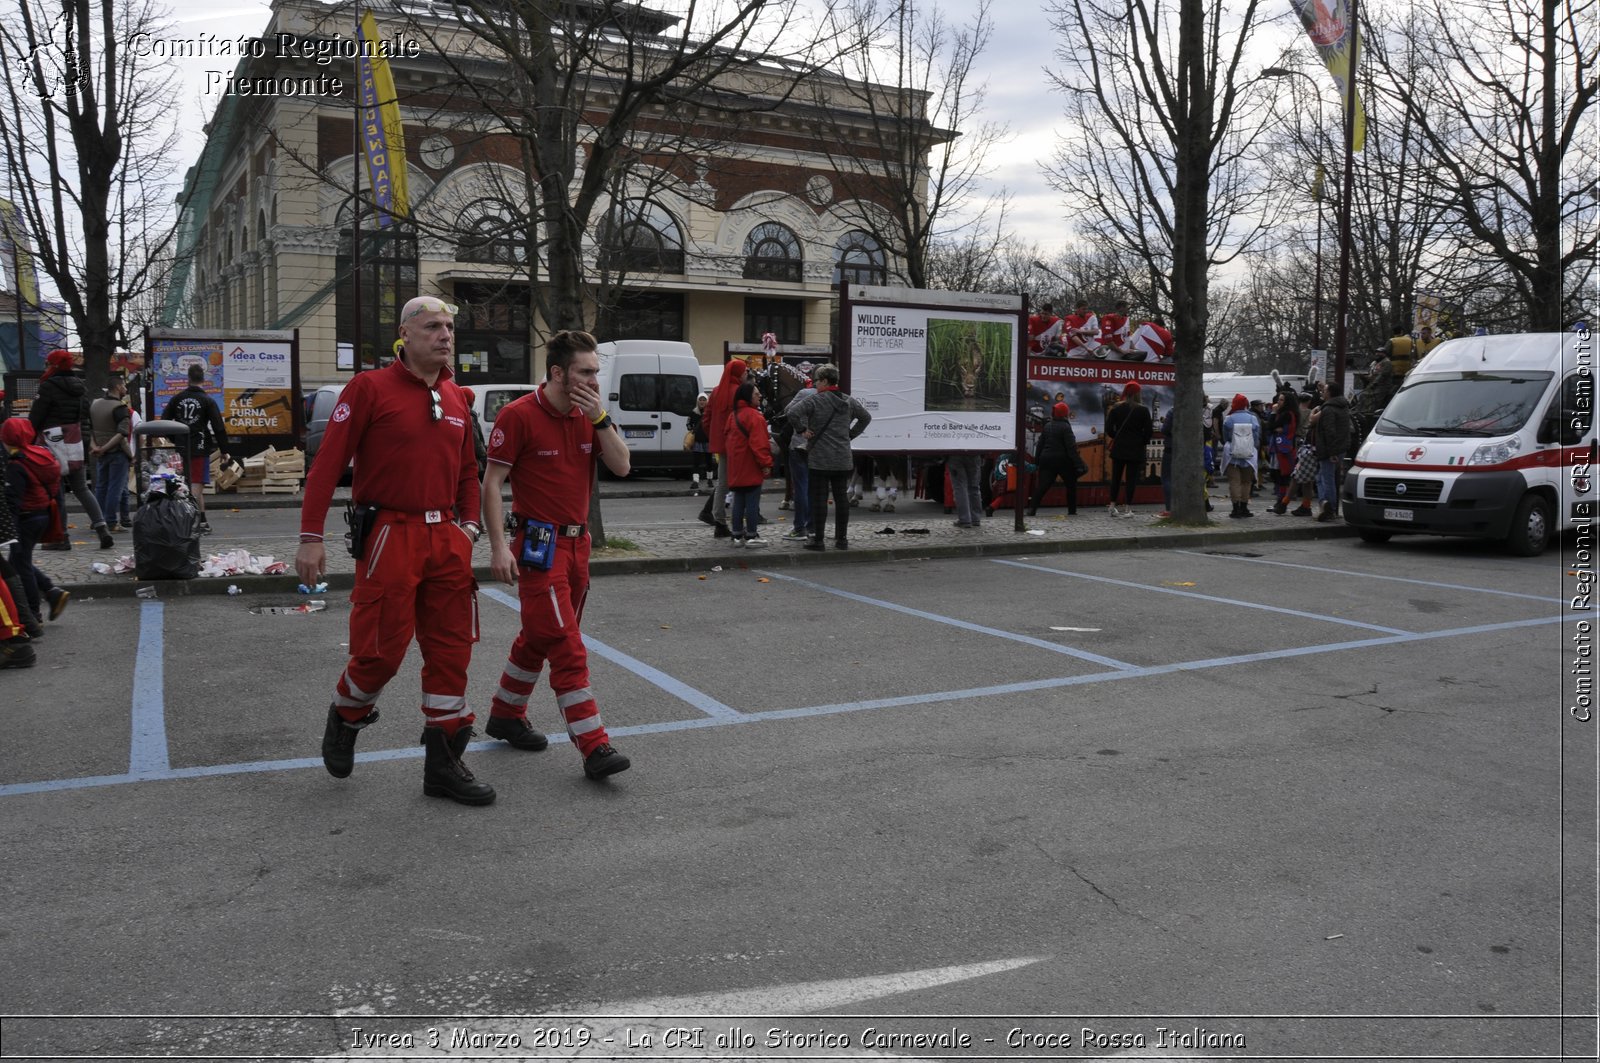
[{"x1": 1375, "y1": 371, "x2": 1553, "y2": 437}]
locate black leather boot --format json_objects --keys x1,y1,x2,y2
[
  {"x1": 322, "y1": 706, "x2": 379, "y2": 778},
  {"x1": 421, "y1": 726, "x2": 496, "y2": 805}
]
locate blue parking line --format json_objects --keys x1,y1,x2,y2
[
  {"x1": 480, "y1": 587, "x2": 742, "y2": 719},
  {"x1": 993, "y1": 559, "x2": 1417, "y2": 636},
  {"x1": 5, "y1": 612, "x2": 1565, "y2": 797},
  {"x1": 0, "y1": 613, "x2": 1564, "y2": 798},
  {"x1": 128, "y1": 601, "x2": 170, "y2": 776},
  {"x1": 1171, "y1": 548, "x2": 1569, "y2": 604},
  {"x1": 758, "y1": 569, "x2": 1139, "y2": 670}
]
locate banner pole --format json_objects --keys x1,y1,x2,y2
[{"x1": 1014, "y1": 296, "x2": 1029, "y2": 533}]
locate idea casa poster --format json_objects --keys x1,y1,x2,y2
[{"x1": 149, "y1": 339, "x2": 296, "y2": 437}]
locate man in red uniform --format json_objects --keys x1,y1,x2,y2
[
  {"x1": 1027, "y1": 303, "x2": 1063, "y2": 354},
  {"x1": 1062, "y1": 301, "x2": 1102, "y2": 357},
  {"x1": 1127, "y1": 317, "x2": 1175, "y2": 361},
  {"x1": 1098, "y1": 300, "x2": 1134, "y2": 357},
  {"x1": 296, "y1": 296, "x2": 493, "y2": 806},
  {"x1": 482, "y1": 330, "x2": 634, "y2": 780}
]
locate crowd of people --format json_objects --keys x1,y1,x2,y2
[
  {"x1": 1028, "y1": 300, "x2": 1174, "y2": 361},
  {"x1": 1210, "y1": 378, "x2": 1352, "y2": 522}
]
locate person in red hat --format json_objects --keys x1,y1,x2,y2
[
  {"x1": 29, "y1": 349, "x2": 113, "y2": 549},
  {"x1": 1221, "y1": 393, "x2": 1260, "y2": 518},
  {"x1": 1102, "y1": 382, "x2": 1153, "y2": 517},
  {"x1": 1028, "y1": 402, "x2": 1085, "y2": 517}
]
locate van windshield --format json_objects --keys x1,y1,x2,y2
[{"x1": 1374, "y1": 371, "x2": 1553, "y2": 437}]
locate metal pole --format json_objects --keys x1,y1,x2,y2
[
  {"x1": 1331, "y1": 0, "x2": 1360, "y2": 392},
  {"x1": 352, "y1": 49, "x2": 364, "y2": 374}
]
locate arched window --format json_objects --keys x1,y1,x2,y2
[
  {"x1": 742, "y1": 221, "x2": 802, "y2": 282},
  {"x1": 832, "y1": 230, "x2": 887, "y2": 285},
  {"x1": 455, "y1": 198, "x2": 528, "y2": 266},
  {"x1": 599, "y1": 199, "x2": 684, "y2": 275}
]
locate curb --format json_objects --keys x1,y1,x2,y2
[{"x1": 56, "y1": 523, "x2": 1358, "y2": 600}]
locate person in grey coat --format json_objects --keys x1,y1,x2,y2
[{"x1": 785, "y1": 364, "x2": 871, "y2": 550}]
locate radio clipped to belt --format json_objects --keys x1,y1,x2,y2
[
  {"x1": 517, "y1": 516, "x2": 558, "y2": 571},
  {"x1": 345, "y1": 502, "x2": 381, "y2": 559}
]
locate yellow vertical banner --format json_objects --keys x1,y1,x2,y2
[
  {"x1": 1288, "y1": 0, "x2": 1367, "y2": 152},
  {"x1": 356, "y1": 10, "x2": 411, "y2": 225},
  {"x1": 0, "y1": 198, "x2": 40, "y2": 306}
]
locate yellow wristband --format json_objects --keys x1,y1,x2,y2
[{"x1": 591, "y1": 410, "x2": 606, "y2": 425}]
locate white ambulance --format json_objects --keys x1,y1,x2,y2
[{"x1": 1342, "y1": 332, "x2": 1595, "y2": 556}]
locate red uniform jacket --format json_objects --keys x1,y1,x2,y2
[
  {"x1": 300, "y1": 360, "x2": 479, "y2": 539},
  {"x1": 723, "y1": 401, "x2": 772, "y2": 488}
]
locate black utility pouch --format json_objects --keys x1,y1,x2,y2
[
  {"x1": 344, "y1": 502, "x2": 381, "y2": 559},
  {"x1": 518, "y1": 517, "x2": 557, "y2": 571}
]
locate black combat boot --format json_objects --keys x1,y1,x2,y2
[
  {"x1": 321, "y1": 706, "x2": 379, "y2": 778},
  {"x1": 421, "y1": 726, "x2": 496, "y2": 806},
  {"x1": 485, "y1": 714, "x2": 549, "y2": 751}
]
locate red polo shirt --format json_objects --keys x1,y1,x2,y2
[
  {"x1": 300, "y1": 360, "x2": 479, "y2": 538},
  {"x1": 485, "y1": 385, "x2": 595, "y2": 526}
]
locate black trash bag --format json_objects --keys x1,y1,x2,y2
[{"x1": 133, "y1": 495, "x2": 202, "y2": 580}]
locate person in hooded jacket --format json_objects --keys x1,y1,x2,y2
[
  {"x1": 1028, "y1": 402, "x2": 1084, "y2": 517},
  {"x1": 1221, "y1": 393, "x2": 1260, "y2": 518},
  {"x1": 0, "y1": 441, "x2": 42, "y2": 663},
  {"x1": 722, "y1": 382, "x2": 773, "y2": 546},
  {"x1": 698, "y1": 358, "x2": 750, "y2": 537},
  {"x1": 29, "y1": 349, "x2": 112, "y2": 549},
  {"x1": 3, "y1": 418, "x2": 70, "y2": 622}
]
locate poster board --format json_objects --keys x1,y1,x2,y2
[
  {"x1": 1025, "y1": 356, "x2": 1176, "y2": 490},
  {"x1": 841, "y1": 284, "x2": 1024, "y2": 452},
  {"x1": 145, "y1": 327, "x2": 303, "y2": 454}
]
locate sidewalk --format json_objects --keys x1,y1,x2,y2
[{"x1": 30, "y1": 483, "x2": 1354, "y2": 599}]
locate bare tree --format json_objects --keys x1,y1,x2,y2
[
  {"x1": 1045, "y1": 0, "x2": 1281, "y2": 520},
  {"x1": 0, "y1": 0, "x2": 180, "y2": 390},
  {"x1": 1378, "y1": 0, "x2": 1596, "y2": 330},
  {"x1": 814, "y1": 0, "x2": 1009, "y2": 289}
]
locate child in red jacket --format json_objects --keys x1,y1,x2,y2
[{"x1": 723, "y1": 382, "x2": 773, "y2": 546}]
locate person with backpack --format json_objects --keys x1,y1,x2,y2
[
  {"x1": 1221, "y1": 393, "x2": 1260, "y2": 519},
  {"x1": 2, "y1": 418, "x2": 70, "y2": 622},
  {"x1": 160, "y1": 364, "x2": 231, "y2": 534},
  {"x1": 29, "y1": 348, "x2": 113, "y2": 550}
]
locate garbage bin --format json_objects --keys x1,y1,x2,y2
[{"x1": 132, "y1": 419, "x2": 201, "y2": 580}]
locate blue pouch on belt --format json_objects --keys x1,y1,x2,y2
[{"x1": 519, "y1": 517, "x2": 557, "y2": 571}]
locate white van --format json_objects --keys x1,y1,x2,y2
[
  {"x1": 595, "y1": 340, "x2": 703, "y2": 472},
  {"x1": 468, "y1": 383, "x2": 539, "y2": 429},
  {"x1": 1342, "y1": 332, "x2": 1594, "y2": 555},
  {"x1": 1203, "y1": 372, "x2": 1310, "y2": 405}
]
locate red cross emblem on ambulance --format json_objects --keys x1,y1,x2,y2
[{"x1": 1406, "y1": 446, "x2": 1426, "y2": 462}]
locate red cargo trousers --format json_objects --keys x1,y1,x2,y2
[
  {"x1": 488, "y1": 535, "x2": 613, "y2": 757},
  {"x1": 331, "y1": 512, "x2": 479, "y2": 734}
]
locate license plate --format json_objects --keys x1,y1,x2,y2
[
  {"x1": 624, "y1": 428, "x2": 654, "y2": 439},
  {"x1": 1383, "y1": 507, "x2": 1413, "y2": 522}
]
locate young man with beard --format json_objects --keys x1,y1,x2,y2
[{"x1": 481, "y1": 330, "x2": 635, "y2": 781}]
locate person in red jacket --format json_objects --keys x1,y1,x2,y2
[
  {"x1": 722, "y1": 381, "x2": 773, "y2": 546},
  {"x1": 697, "y1": 358, "x2": 750, "y2": 537},
  {"x1": 482, "y1": 330, "x2": 635, "y2": 781},
  {"x1": 295, "y1": 296, "x2": 492, "y2": 806}
]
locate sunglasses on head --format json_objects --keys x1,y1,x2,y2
[{"x1": 403, "y1": 299, "x2": 459, "y2": 323}]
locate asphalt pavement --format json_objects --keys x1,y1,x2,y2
[{"x1": 2, "y1": 530, "x2": 1594, "y2": 1062}]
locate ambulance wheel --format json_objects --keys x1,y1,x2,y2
[
  {"x1": 1358, "y1": 529, "x2": 1391, "y2": 544},
  {"x1": 1505, "y1": 493, "x2": 1552, "y2": 557}
]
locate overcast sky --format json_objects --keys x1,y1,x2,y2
[{"x1": 162, "y1": 0, "x2": 1073, "y2": 251}]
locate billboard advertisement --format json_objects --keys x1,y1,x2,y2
[
  {"x1": 848, "y1": 297, "x2": 1020, "y2": 452},
  {"x1": 149, "y1": 337, "x2": 297, "y2": 438}
]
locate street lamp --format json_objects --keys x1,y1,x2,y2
[
  {"x1": 1032, "y1": 260, "x2": 1069, "y2": 290},
  {"x1": 1260, "y1": 66, "x2": 1331, "y2": 354}
]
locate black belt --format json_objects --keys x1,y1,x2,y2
[{"x1": 514, "y1": 514, "x2": 586, "y2": 538}]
